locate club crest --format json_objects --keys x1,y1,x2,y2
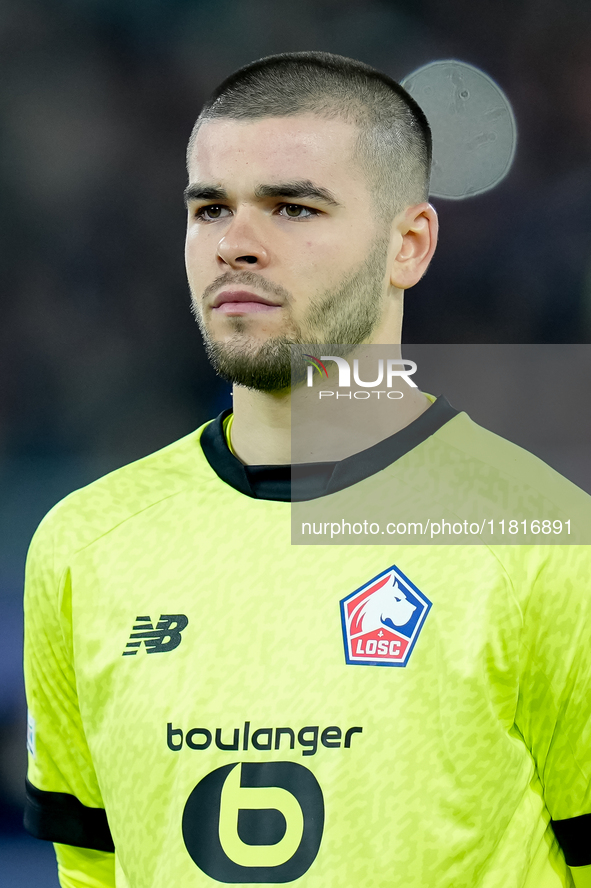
[{"x1": 340, "y1": 566, "x2": 431, "y2": 667}]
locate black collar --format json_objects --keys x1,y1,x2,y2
[{"x1": 200, "y1": 396, "x2": 458, "y2": 502}]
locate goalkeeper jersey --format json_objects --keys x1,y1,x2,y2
[{"x1": 24, "y1": 398, "x2": 591, "y2": 888}]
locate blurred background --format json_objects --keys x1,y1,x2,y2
[{"x1": 1, "y1": 0, "x2": 591, "y2": 882}]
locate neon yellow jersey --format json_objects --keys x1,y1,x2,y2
[{"x1": 24, "y1": 401, "x2": 591, "y2": 887}]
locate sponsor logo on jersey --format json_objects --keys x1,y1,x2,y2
[
  {"x1": 182, "y1": 761, "x2": 324, "y2": 883},
  {"x1": 167, "y1": 721, "x2": 362, "y2": 756},
  {"x1": 122, "y1": 614, "x2": 188, "y2": 656},
  {"x1": 340, "y1": 565, "x2": 431, "y2": 667},
  {"x1": 26, "y1": 709, "x2": 36, "y2": 758}
]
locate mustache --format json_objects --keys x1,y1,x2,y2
[{"x1": 202, "y1": 271, "x2": 292, "y2": 304}]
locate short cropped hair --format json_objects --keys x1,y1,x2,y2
[{"x1": 187, "y1": 51, "x2": 432, "y2": 221}]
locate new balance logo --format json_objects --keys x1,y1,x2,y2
[{"x1": 123, "y1": 614, "x2": 188, "y2": 656}]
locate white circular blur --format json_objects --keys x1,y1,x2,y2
[{"x1": 402, "y1": 59, "x2": 517, "y2": 199}]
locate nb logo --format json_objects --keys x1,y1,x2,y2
[
  {"x1": 122, "y1": 614, "x2": 188, "y2": 656},
  {"x1": 182, "y1": 761, "x2": 324, "y2": 883}
]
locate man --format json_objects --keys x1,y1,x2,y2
[{"x1": 23, "y1": 52, "x2": 591, "y2": 887}]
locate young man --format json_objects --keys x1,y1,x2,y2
[{"x1": 24, "y1": 53, "x2": 591, "y2": 888}]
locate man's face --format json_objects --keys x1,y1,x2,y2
[{"x1": 185, "y1": 114, "x2": 392, "y2": 391}]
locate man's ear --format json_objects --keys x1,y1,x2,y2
[{"x1": 389, "y1": 202, "x2": 438, "y2": 290}]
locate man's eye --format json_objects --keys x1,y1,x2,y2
[
  {"x1": 195, "y1": 205, "x2": 231, "y2": 221},
  {"x1": 279, "y1": 204, "x2": 318, "y2": 219}
]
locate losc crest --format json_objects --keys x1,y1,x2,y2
[{"x1": 340, "y1": 566, "x2": 431, "y2": 667}]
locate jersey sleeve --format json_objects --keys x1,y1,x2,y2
[
  {"x1": 515, "y1": 545, "x2": 591, "y2": 867},
  {"x1": 54, "y1": 844, "x2": 116, "y2": 888},
  {"x1": 23, "y1": 510, "x2": 114, "y2": 853}
]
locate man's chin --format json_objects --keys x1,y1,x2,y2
[{"x1": 203, "y1": 337, "x2": 308, "y2": 393}]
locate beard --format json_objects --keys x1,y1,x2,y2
[{"x1": 193, "y1": 237, "x2": 390, "y2": 393}]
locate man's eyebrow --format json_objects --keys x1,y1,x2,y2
[
  {"x1": 254, "y1": 180, "x2": 342, "y2": 207},
  {"x1": 183, "y1": 180, "x2": 342, "y2": 208},
  {"x1": 183, "y1": 184, "x2": 228, "y2": 206}
]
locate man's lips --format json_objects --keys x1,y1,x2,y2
[{"x1": 212, "y1": 289, "x2": 282, "y2": 315}]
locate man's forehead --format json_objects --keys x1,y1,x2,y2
[{"x1": 187, "y1": 114, "x2": 362, "y2": 184}]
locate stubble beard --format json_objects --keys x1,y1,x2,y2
[{"x1": 193, "y1": 238, "x2": 390, "y2": 393}]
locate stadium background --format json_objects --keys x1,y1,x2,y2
[{"x1": 1, "y1": 0, "x2": 590, "y2": 882}]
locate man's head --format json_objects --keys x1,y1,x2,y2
[
  {"x1": 185, "y1": 52, "x2": 437, "y2": 392},
  {"x1": 189, "y1": 52, "x2": 432, "y2": 223}
]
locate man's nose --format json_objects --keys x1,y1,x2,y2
[{"x1": 217, "y1": 211, "x2": 270, "y2": 269}]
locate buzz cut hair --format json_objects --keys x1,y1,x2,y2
[{"x1": 187, "y1": 51, "x2": 432, "y2": 222}]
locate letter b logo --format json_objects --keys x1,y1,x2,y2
[{"x1": 182, "y1": 762, "x2": 324, "y2": 882}]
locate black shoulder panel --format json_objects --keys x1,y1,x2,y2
[
  {"x1": 24, "y1": 778, "x2": 114, "y2": 853},
  {"x1": 551, "y1": 812, "x2": 591, "y2": 867}
]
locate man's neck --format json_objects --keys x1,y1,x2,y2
[
  {"x1": 230, "y1": 386, "x2": 293, "y2": 465},
  {"x1": 229, "y1": 369, "x2": 432, "y2": 466}
]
